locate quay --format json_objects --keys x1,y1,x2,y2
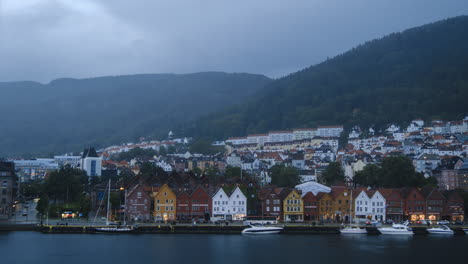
[{"x1": 32, "y1": 224, "x2": 467, "y2": 235}]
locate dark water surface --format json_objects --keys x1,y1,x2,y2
[{"x1": 1, "y1": 232, "x2": 467, "y2": 264}]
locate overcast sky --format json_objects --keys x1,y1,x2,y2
[{"x1": 1, "y1": 0, "x2": 467, "y2": 83}]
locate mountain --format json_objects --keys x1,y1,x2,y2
[
  {"x1": 0, "y1": 72, "x2": 271, "y2": 156},
  {"x1": 189, "y1": 16, "x2": 468, "y2": 140}
]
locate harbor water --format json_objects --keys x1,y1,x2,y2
[{"x1": 1, "y1": 232, "x2": 467, "y2": 264}]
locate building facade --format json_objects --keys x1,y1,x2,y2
[{"x1": 0, "y1": 162, "x2": 17, "y2": 220}]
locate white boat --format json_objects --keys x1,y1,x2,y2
[
  {"x1": 378, "y1": 221, "x2": 413, "y2": 235},
  {"x1": 340, "y1": 225, "x2": 367, "y2": 234},
  {"x1": 463, "y1": 229, "x2": 468, "y2": 235},
  {"x1": 426, "y1": 225, "x2": 454, "y2": 235},
  {"x1": 94, "y1": 180, "x2": 134, "y2": 233},
  {"x1": 242, "y1": 224, "x2": 283, "y2": 234},
  {"x1": 340, "y1": 190, "x2": 367, "y2": 235}
]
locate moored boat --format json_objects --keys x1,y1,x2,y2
[
  {"x1": 426, "y1": 225, "x2": 454, "y2": 235},
  {"x1": 463, "y1": 229, "x2": 468, "y2": 235},
  {"x1": 241, "y1": 224, "x2": 283, "y2": 234},
  {"x1": 340, "y1": 225, "x2": 368, "y2": 234},
  {"x1": 378, "y1": 221, "x2": 413, "y2": 235}
]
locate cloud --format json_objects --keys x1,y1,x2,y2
[{"x1": 1, "y1": 0, "x2": 468, "y2": 82}]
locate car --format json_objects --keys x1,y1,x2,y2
[
  {"x1": 385, "y1": 219, "x2": 394, "y2": 225},
  {"x1": 365, "y1": 220, "x2": 381, "y2": 227},
  {"x1": 453, "y1": 220, "x2": 464, "y2": 225},
  {"x1": 437, "y1": 220, "x2": 450, "y2": 225}
]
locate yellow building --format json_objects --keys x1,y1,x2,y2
[
  {"x1": 283, "y1": 189, "x2": 304, "y2": 222},
  {"x1": 331, "y1": 187, "x2": 353, "y2": 223},
  {"x1": 318, "y1": 192, "x2": 334, "y2": 222},
  {"x1": 153, "y1": 184, "x2": 177, "y2": 221}
]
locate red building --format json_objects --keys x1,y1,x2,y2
[
  {"x1": 422, "y1": 188, "x2": 446, "y2": 221},
  {"x1": 302, "y1": 192, "x2": 319, "y2": 221},
  {"x1": 190, "y1": 185, "x2": 212, "y2": 221},
  {"x1": 444, "y1": 191, "x2": 465, "y2": 221},
  {"x1": 176, "y1": 185, "x2": 211, "y2": 222},
  {"x1": 126, "y1": 184, "x2": 152, "y2": 222},
  {"x1": 176, "y1": 190, "x2": 191, "y2": 221},
  {"x1": 258, "y1": 186, "x2": 290, "y2": 220},
  {"x1": 403, "y1": 188, "x2": 426, "y2": 222},
  {"x1": 379, "y1": 188, "x2": 405, "y2": 222}
]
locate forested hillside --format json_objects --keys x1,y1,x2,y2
[
  {"x1": 0, "y1": 72, "x2": 271, "y2": 156},
  {"x1": 189, "y1": 16, "x2": 468, "y2": 140}
]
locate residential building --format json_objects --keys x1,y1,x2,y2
[
  {"x1": 444, "y1": 191, "x2": 464, "y2": 221},
  {"x1": 283, "y1": 189, "x2": 304, "y2": 222},
  {"x1": 212, "y1": 186, "x2": 247, "y2": 220},
  {"x1": 0, "y1": 162, "x2": 17, "y2": 220},
  {"x1": 379, "y1": 189, "x2": 404, "y2": 222},
  {"x1": 153, "y1": 184, "x2": 177, "y2": 221},
  {"x1": 302, "y1": 192, "x2": 319, "y2": 221},
  {"x1": 126, "y1": 184, "x2": 152, "y2": 222},
  {"x1": 317, "y1": 126, "x2": 343, "y2": 138},
  {"x1": 404, "y1": 188, "x2": 426, "y2": 222}
]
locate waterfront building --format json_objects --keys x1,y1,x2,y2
[
  {"x1": 126, "y1": 184, "x2": 152, "y2": 222},
  {"x1": 302, "y1": 192, "x2": 319, "y2": 221},
  {"x1": 258, "y1": 187, "x2": 288, "y2": 219},
  {"x1": 379, "y1": 189, "x2": 405, "y2": 222},
  {"x1": 444, "y1": 191, "x2": 464, "y2": 221},
  {"x1": 153, "y1": 184, "x2": 177, "y2": 221},
  {"x1": 211, "y1": 186, "x2": 247, "y2": 221},
  {"x1": 318, "y1": 192, "x2": 334, "y2": 222},
  {"x1": 422, "y1": 188, "x2": 446, "y2": 221},
  {"x1": 176, "y1": 190, "x2": 192, "y2": 221},
  {"x1": 54, "y1": 155, "x2": 81, "y2": 168},
  {"x1": 189, "y1": 185, "x2": 212, "y2": 220},
  {"x1": 0, "y1": 162, "x2": 17, "y2": 220},
  {"x1": 404, "y1": 188, "x2": 426, "y2": 222},
  {"x1": 331, "y1": 187, "x2": 353, "y2": 223},
  {"x1": 283, "y1": 189, "x2": 304, "y2": 222}
]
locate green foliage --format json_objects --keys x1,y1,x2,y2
[
  {"x1": 225, "y1": 166, "x2": 242, "y2": 179},
  {"x1": 21, "y1": 180, "x2": 43, "y2": 198},
  {"x1": 270, "y1": 165, "x2": 300, "y2": 187},
  {"x1": 0, "y1": 73, "x2": 271, "y2": 156},
  {"x1": 189, "y1": 139, "x2": 225, "y2": 155},
  {"x1": 321, "y1": 162, "x2": 345, "y2": 185},
  {"x1": 43, "y1": 166, "x2": 88, "y2": 203},
  {"x1": 36, "y1": 193, "x2": 49, "y2": 215},
  {"x1": 353, "y1": 156, "x2": 430, "y2": 188},
  {"x1": 191, "y1": 167, "x2": 202, "y2": 178},
  {"x1": 204, "y1": 166, "x2": 221, "y2": 182},
  {"x1": 190, "y1": 16, "x2": 468, "y2": 139},
  {"x1": 114, "y1": 147, "x2": 157, "y2": 161}
]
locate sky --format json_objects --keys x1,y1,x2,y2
[{"x1": 0, "y1": 0, "x2": 467, "y2": 83}]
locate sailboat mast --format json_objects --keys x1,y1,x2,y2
[
  {"x1": 123, "y1": 189, "x2": 127, "y2": 225},
  {"x1": 106, "y1": 179, "x2": 111, "y2": 225},
  {"x1": 349, "y1": 189, "x2": 353, "y2": 224}
]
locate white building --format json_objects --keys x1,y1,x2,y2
[
  {"x1": 54, "y1": 156, "x2": 81, "y2": 168},
  {"x1": 268, "y1": 131, "x2": 293, "y2": 143},
  {"x1": 355, "y1": 190, "x2": 386, "y2": 221},
  {"x1": 246, "y1": 134, "x2": 269, "y2": 145},
  {"x1": 80, "y1": 147, "x2": 102, "y2": 177},
  {"x1": 226, "y1": 152, "x2": 242, "y2": 167},
  {"x1": 317, "y1": 126, "x2": 343, "y2": 138},
  {"x1": 211, "y1": 187, "x2": 247, "y2": 221},
  {"x1": 225, "y1": 137, "x2": 248, "y2": 145},
  {"x1": 293, "y1": 129, "x2": 317, "y2": 141}
]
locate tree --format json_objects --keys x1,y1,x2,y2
[
  {"x1": 225, "y1": 166, "x2": 241, "y2": 179},
  {"x1": 205, "y1": 166, "x2": 221, "y2": 182},
  {"x1": 189, "y1": 139, "x2": 225, "y2": 155},
  {"x1": 353, "y1": 164, "x2": 382, "y2": 187},
  {"x1": 270, "y1": 165, "x2": 300, "y2": 187},
  {"x1": 43, "y1": 166, "x2": 88, "y2": 203},
  {"x1": 36, "y1": 193, "x2": 49, "y2": 215},
  {"x1": 380, "y1": 155, "x2": 421, "y2": 188},
  {"x1": 191, "y1": 167, "x2": 202, "y2": 178},
  {"x1": 321, "y1": 162, "x2": 345, "y2": 185}
]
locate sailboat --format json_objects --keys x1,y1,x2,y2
[
  {"x1": 340, "y1": 189, "x2": 367, "y2": 234},
  {"x1": 95, "y1": 179, "x2": 134, "y2": 233}
]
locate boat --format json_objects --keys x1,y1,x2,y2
[
  {"x1": 94, "y1": 180, "x2": 134, "y2": 233},
  {"x1": 340, "y1": 225, "x2": 368, "y2": 234},
  {"x1": 378, "y1": 221, "x2": 413, "y2": 235},
  {"x1": 241, "y1": 224, "x2": 283, "y2": 234},
  {"x1": 426, "y1": 225, "x2": 454, "y2": 235},
  {"x1": 340, "y1": 190, "x2": 367, "y2": 234},
  {"x1": 463, "y1": 229, "x2": 468, "y2": 235}
]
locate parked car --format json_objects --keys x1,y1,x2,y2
[
  {"x1": 437, "y1": 220, "x2": 450, "y2": 225},
  {"x1": 417, "y1": 219, "x2": 432, "y2": 225},
  {"x1": 453, "y1": 220, "x2": 464, "y2": 225},
  {"x1": 366, "y1": 220, "x2": 381, "y2": 227},
  {"x1": 385, "y1": 219, "x2": 394, "y2": 225}
]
